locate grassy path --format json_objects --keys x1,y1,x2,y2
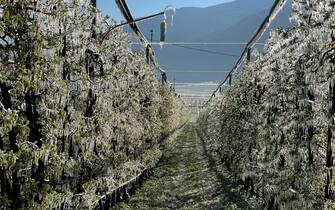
[{"x1": 113, "y1": 124, "x2": 250, "y2": 210}]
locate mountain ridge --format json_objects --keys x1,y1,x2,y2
[{"x1": 131, "y1": 0, "x2": 292, "y2": 82}]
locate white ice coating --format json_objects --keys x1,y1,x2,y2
[{"x1": 164, "y1": 5, "x2": 177, "y2": 26}]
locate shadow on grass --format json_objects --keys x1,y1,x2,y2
[
  {"x1": 113, "y1": 124, "x2": 253, "y2": 210},
  {"x1": 195, "y1": 125, "x2": 252, "y2": 210}
]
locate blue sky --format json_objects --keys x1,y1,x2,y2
[{"x1": 98, "y1": 0, "x2": 234, "y2": 21}]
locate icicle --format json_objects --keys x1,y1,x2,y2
[
  {"x1": 164, "y1": 5, "x2": 176, "y2": 26},
  {"x1": 160, "y1": 20, "x2": 167, "y2": 48},
  {"x1": 171, "y1": 12, "x2": 176, "y2": 26}
]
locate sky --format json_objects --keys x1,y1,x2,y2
[{"x1": 98, "y1": 0, "x2": 234, "y2": 21}]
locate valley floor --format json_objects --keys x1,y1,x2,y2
[{"x1": 113, "y1": 124, "x2": 251, "y2": 210}]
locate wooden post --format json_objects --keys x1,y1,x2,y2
[
  {"x1": 247, "y1": 48, "x2": 251, "y2": 62},
  {"x1": 146, "y1": 46, "x2": 151, "y2": 64},
  {"x1": 326, "y1": 127, "x2": 333, "y2": 198},
  {"x1": 150, "y1": 29, "x2": 153, "y2": 43},
  {"x1": 91, "y1": 0, "x2": 97, "y2": 39}
]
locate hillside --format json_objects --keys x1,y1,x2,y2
[
  {"x1": 137, "y1": 0, "x2": 275, "y2": 42},
  {"x1": 132, "y1": 0, "x2": 292, "y2": 83}
]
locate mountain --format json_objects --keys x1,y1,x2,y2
[
  {"x1": 197, "y1": 1, "x2": 292, "y2": 42},
  {"x1": 137, "y1": 0, "x2": 275, "y2": 42},
  {"x1": 130, "y1": 0, "x2": 292, "y2": 83},
  {"x1": 198, "y1": 10, "x2": 269, "y2": 42}
]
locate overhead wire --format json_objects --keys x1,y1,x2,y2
[
  {"x1": 131, "y1": 42, "x2": 266, "y2": 45},
  {"x1": 167, "y1": 43, "x2": 240, "y2": 58},
  {"x1": 116, "y1": 0, "x2": 287, "y2": 104},
  {"x1": 173, "y1": 82, "x2": 220, "y2": 85},
  {"x1": 101, "y1": 11, "x2": 164, "y2": 43},
  {"x1": 148, "y1": 39, "x2": 241, "y2": 57},
  {"x1": 167, "y1": 70, "x2": 231, "y2": 73},
  {"x1": 206, "y1": 0, "x2": 288, "y2": 105},
  {"x1": 115, "y1": 0, "x2": 168, "y2": 80},
  {"x1": 116, "y1": 0, "x2": 147, "y2": 43}
]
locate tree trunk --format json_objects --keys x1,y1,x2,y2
[{"x1": 325, "y1": 128, "x2": 333, "y2": 198}]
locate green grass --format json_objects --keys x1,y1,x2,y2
[{"x1": 112, "y1": 124, "x2": 251, "y2": 210}]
